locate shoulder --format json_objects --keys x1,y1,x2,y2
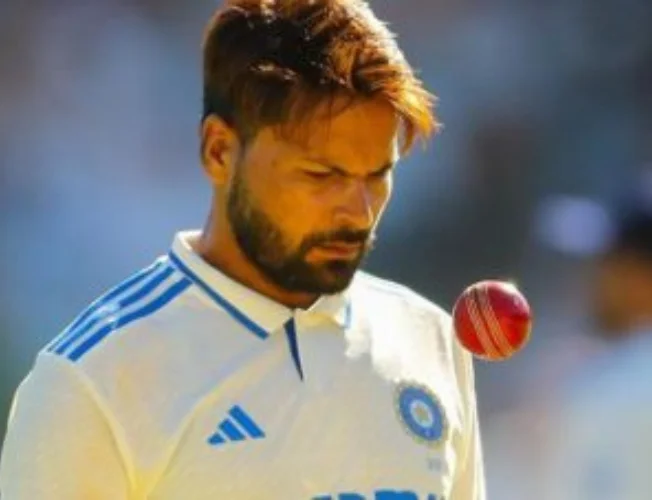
[
  {"x1": 29, "y1": 256, "x2": 229, "y2": 463},
  {"x1": 352, "y1": 272, "x2": 478, "y2": 425},
  {"x1": 43, "y1": 256, "x2": 194, "y2": 365},
  {"x1": 352, "y1": 270, "x2": 451, "y2": 325},
  {"x1": 36, "y1": 253, "x2": 260, "y2": 414},
  {"x1": 350, "y1": 271, "x2": 461, "y2": 367}
]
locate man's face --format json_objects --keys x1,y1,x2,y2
[{"x1": 226, "y1": 98, "x2": 399, "y2": 294}]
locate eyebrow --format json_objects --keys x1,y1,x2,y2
[{"x1": 304, "y1": 157, "x2": 396, "y2": 176}]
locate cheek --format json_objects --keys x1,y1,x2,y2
[
  {"x1": 261, "y1": 178, "x2": 326, "y2": 239},
  {"x1": 313, "y1": 178, "x2": 393, "y2": 224},
  {"x1": 285, "y1": 177, "x2": 337, "y2": 211},
  {"x1": 368, "y1": 177, "x2": 393, "y2": 221}
]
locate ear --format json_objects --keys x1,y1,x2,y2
[{"x1": 200, "y1": 116, "x2": 242, "y2": 186}]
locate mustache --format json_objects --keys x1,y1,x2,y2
[{"x1": 304, "y1": 229, "x2": 374, "y2": 248}]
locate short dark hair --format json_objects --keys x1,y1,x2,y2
[{"x1": 202, "y1": 0, "x2": 437, "y2": 152}]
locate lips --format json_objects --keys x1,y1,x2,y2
[{"x1": 313, "y1": 242, "x2": 363, "y2": 258}]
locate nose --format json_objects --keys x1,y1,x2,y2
[{"x1": 333, "y1": 179, "x2": 374, "y2": 230}]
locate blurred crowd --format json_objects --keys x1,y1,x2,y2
[{"x1": 1, "y1": 0, "x2": 651, "y2": 497}]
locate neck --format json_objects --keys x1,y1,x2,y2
[{"x1": 196, "y1": 208, "x2": 318, "y2": 310}]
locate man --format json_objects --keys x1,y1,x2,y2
[
  {"x1": 545, "y1": 195, "x2": 652, "y2": 500},
  {"x1": 0, "y1": 1, "x2": 485, "y2": 498}
]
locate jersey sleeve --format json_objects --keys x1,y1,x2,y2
[
  {"x1": 449, "y1": 348, "x2": 487, "y2": 500},
  {"x1": 0, "y1": 354, "x2": 132, "y2": 499}
]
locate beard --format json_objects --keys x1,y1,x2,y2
[{"x1": 226, "y1": 170, "x2": 374, "y2": 295}]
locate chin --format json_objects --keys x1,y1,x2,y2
[
  {"x1": 308, "y1": 269, "x2": 358, "y2": 295},
  {"x1": 273, "y1": 257, "x2": 362, "y2": 295},
  {"x1": 323, "y1": 261, "x2": 360, "y2": 283}
]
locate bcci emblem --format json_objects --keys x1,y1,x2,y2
[{"x1": 395, "y1": 382, "x2": 448, "y2": 447}]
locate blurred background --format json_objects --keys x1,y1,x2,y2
[{"x1": 1, "y1": 0, "x2": 651, "y2": 497}]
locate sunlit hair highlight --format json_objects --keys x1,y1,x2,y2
[{"x1": 203, "y1": 0, "x2": 438, "y2": 152}]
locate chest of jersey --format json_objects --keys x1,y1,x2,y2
[{"x1": 148, "y1": 317, "x2": 462, "y2": 500}]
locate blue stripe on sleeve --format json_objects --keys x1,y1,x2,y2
[
  {"x1": 53, "y1": 265, "x2": 175, "y2": 356},
  {"x1": 67, "y1": 277, "x2": 191, "y2": 362},
  {"x1": 47, "y1": 260, "x2": 163, "y2": 353}
]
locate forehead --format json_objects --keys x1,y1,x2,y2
[{"x1": 251, "y1": 98, "x2": 401, "y2": 171}]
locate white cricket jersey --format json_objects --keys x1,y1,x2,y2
[
  {"x1": 544, "y1": 329, "x2": 652, "y2": 500},
  {"x1": 0, "y1": 231, "x2": 485, "y2": 500}
]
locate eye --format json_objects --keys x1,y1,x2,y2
[
  {"x1": 369, "y1": 166, "x2": 392, "y2": 179},
  {"x1": 303, "y1": 168, "x2": 334, "y2": 179}
]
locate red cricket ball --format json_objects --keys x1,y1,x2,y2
[{"x1": 452, "y1": 280, "x2": 532, "y2": 361}]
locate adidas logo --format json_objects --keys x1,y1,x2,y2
[{"x1": 207, "y1": 405, "x2": 266, "y2": 446}]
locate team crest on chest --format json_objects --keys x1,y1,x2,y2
[{"x1": 394, "y1": 382, "x2": 448, "y2": 448}]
